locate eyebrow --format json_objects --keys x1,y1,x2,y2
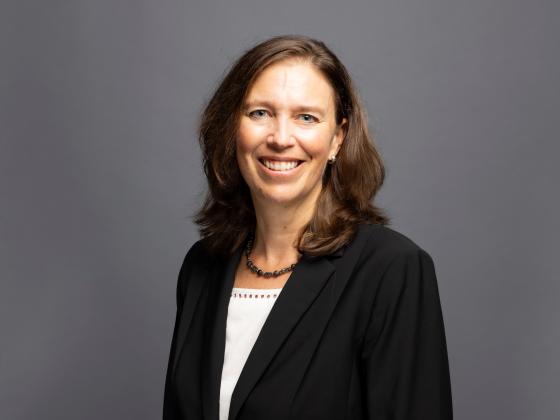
[{"x1": 243, "y1": 100, "x2": 327, "y2": 116}]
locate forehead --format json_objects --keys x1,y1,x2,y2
[{"x1": 245, "y1": 59, "x2": 336, "y2": 110}]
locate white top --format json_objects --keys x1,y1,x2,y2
[{"x1": 219, "y1": 287, "x2": 283, "y2": 420}]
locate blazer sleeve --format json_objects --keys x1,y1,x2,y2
[
  {"x1": 162, "y1": 242, "x2": 200, "y2": 419},
  {"x1": 361, "y1": 248, "x2": 453, "y2": 419}
]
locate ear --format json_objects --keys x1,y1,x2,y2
[{"x1": 330, "y1": 117, "x2": 348, "y2": 156}]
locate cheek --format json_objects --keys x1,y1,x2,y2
[
  {"x1": 235, "y1": 145, "x2": 252, "y2": 181},
  {"x1": 298, "y1": 130, "x2": 334, "y2": 159},
  {"x1": 236, "y1": 133, "x2": 252, "y2": 154},
  {"x1": 236, "y1": 129, "x2": 257, "y2": 160},
  {"x1": 235, "y1": 136, "x2": 256, "y2": 183},
  {"x1": 237, "y1": 120, "x2": 268, "y2": 151},
  {"x1": 235, "y1": 148, "x2": 254, "y2": 187}
]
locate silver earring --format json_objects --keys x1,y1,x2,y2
[{"x1": 328, "y1": 155, "x2": 337, "y2": 164}]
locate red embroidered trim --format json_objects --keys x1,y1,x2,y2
[{"x1": 231, "y1": 292, "x2": 278, "y2": 299}]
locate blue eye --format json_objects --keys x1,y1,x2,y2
[
  {"x1": 298, "y1": 114, "x2": 318, "y2": 123},
  {"x1": 249, "y1": 109, "x2": 268, "y2": 119}
]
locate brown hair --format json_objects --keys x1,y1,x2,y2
[{"x1": 194, "y1": 35, "x2": 390, "y2": 256}]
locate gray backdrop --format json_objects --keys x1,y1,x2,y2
[{"x1": 1, "y1": 0, "x2": 558, "y2": 419}]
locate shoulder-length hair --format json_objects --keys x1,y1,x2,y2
[{"x1": 194, "y1": 35, "x2": 390, "y2": 257}]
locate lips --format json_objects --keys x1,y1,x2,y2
[{"x1": 259, "y1": 158, "x2": 303, "y2": 171}]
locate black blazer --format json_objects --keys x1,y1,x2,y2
[{"x1": 163, "y1": 223, "x2": 453, "y2": 420}]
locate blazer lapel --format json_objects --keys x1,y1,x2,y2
[
  {"x1": 228, "y1": 253, "x2": 336, "y2": 420},
  {"x1": 171, "y1": 248, "x2": 212, "y2": 375},
  {"x1": 201, "y1": 246, "x2": 243, "y2": 420}
]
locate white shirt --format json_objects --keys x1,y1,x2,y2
[{"x1": 219, "y1": 287, "x2": 283, "y2": 420}]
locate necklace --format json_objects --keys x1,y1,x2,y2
[{"x1": 244, "y1": 235, "x2": 298, "y2": 278}]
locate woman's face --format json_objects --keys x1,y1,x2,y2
[{"x1": 236, "y1": 59, "x2": 346, "y2": 210}]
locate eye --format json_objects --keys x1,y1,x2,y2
[
  {"x1": 298, "y1": 114, "x2": 319, "y2": 123},
  {"x1": 248, "y1": 109, "x2": 269, "y2": 119}
]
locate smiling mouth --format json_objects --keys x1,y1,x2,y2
[{"x1": 259, "y1": 159, "x2": 303, "y2": 171}]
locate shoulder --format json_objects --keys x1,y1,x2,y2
[
  {"x1": 354, "y1": 223, "x2": 431, "y2": 260},
  {"x1": 175, "y1": 239, "x2": 214, "y2": 301},
  {"x1": 345, "y1": 223, "x2": 436, "y2": 285},
  {"x1": 349, "y1": 224, "x2": 440, "y2": 315},
  {"x1": 179, "y1": 239, "x2": 205, "y2": 271},
  {"x1": 178, "y1": 238, "x2": 221, "y2": 277}
]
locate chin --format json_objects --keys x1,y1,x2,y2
[
  {"x1": 253, "y1": 187, "x2": 300, "y2": 206},
  {"x1": 262, "y1": 193, "x2": 300, "y2": 206}
]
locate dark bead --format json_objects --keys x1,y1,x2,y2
[{"x1": 244, "y1": 233, "x2": 299, "y2": 279}]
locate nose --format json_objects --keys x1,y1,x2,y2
[{"x1": 267, "y1": 116, "x2": 295, "y2": 148}]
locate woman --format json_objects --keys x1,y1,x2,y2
[{"x1": 163, "y1": 35, "x2": 453, "y2": 420}]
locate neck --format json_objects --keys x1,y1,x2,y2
[{"x1": 249, "y1": 191, "x2": 319, "y2": 267}]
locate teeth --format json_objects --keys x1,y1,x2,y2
[{"x1": 262, "y1": 159, "x2": 300, "y2": 171}]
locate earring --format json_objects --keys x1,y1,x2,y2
[{"x1": 328, "y1": 155, "x2": 337, "y2": 164}]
